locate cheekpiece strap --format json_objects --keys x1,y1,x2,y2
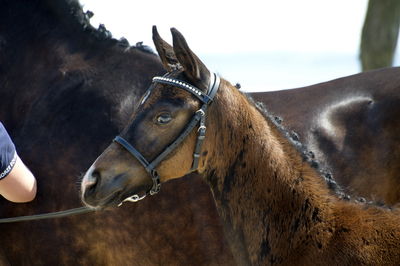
[{"x1": 190, "y1": 106, "x2": 207, "y2": 171}]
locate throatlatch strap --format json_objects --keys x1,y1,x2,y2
[{"x1": 189, "y1": 73, "x2": 220, "y2": 171}]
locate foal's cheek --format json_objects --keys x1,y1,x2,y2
[{"x1": 157, "y1": 139, "x2": 196, "y2": 181}]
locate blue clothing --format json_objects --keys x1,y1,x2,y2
[{"x1": 0, "y1": 122, "x2": 16, "y2": 180}]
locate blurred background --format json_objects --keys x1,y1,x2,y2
[{"x1": 79, "y1": 0, "x2": 400, "y2": 92}]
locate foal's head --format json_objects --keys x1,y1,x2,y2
[{"x1": 81, "y1": 27, "x2": 218, "y2": 208}]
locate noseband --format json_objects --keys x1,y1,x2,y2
[{"x1": 113, "y1": 72, "x2": 220, "y2": 203}]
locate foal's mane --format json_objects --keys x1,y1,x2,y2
[{"x1": 244, "y1": 92, "x2": 382, "y2": 205}]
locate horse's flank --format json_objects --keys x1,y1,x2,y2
[{"x1": 251, "y1": 68, "x2": 400, "y2": 205}]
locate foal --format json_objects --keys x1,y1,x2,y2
[{"x1": 82, "y1": 28, "x2": 400, "y2": 265}]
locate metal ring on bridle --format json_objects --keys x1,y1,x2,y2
[
  {"x1": 198, "y1": 125, "x2": 206, "y2": 132},
  {"x1": 196, "y1": 109, "x2": 205, "y2": 116}
]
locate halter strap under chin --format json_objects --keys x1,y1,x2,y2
[{"x1": 113, "y1": 72, "x2": 220, "y2": 202}]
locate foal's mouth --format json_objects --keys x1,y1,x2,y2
[
  {"x1": 85, "y1": 186, "x2": 151, "y2": 209},
  {"x1": 82, "y1": 190, "x2": 124, "y2": 209},
  {"x1": 100, "y1": 191, "x2": 126, "y2": 207},
  {"x1": 82, "y1": 171, "x2": 153, "y2": 208}
]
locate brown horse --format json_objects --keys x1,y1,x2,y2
[
  {"x1": 81, "y1": 27, "x2": 400, "y2": 265},
  {"x1": 251, "y1": 68, "x2": 400, "y2": 205},
  {"x1": 0, "y1": 0, "x2": 236, "y2": 265},
  {"x1": 2, "y1": 0, "x2": 400, "y2": 264}
]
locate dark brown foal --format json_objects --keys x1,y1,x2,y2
[{"x1": 81, "y1": 27, "x2": 400, "y2": 265}]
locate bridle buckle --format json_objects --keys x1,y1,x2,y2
[
  {"x1": 197, "y1": 125, "x2": 206, "y2": 133},
  {"x1": 196, "y1": 109, "x2": 205, "y2": 116}
]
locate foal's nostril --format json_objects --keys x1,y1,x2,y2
[{"x1": 84, "y1": 170, "x2": 100, "y2": 192}]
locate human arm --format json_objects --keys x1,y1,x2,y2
[
  {"x1": 0, "y1": 155, "x2": 37, "y2": 202},
  {"x1": 0, "y1": 122, "x2": 37, "y2": 202}
]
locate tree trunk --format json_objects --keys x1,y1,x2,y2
[{"x1": 360, "y1": 0, "x2": 400, "y2": 71}]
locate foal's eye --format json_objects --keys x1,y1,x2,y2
[{"x1": 156, "y1": 113, "x2": 172, "y2": 125}]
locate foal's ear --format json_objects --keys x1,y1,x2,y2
[
  {"x1": 170, "y1": 28, "x2": 210, "y2": 91},
  {"x1": 152, "y1": 26, "x2": 181, "y2": 72}
]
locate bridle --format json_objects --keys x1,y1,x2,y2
[
  {"x1": 0, "y1": 73, "x2": 219, "y2": 222},
  {"x1": 113, "y1": 72, "x2": 220, "y2": 204}
]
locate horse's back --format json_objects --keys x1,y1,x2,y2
[{"x1": 251, "y1": 67, "x2": 400, "y2": 204}]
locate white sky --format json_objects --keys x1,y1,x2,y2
[
  {"x1": 79, "y1": 0, "x2": 398, "y2": 91},
  {"x1": 80, "y1": 0, "x2": 368, "y2": 54}
]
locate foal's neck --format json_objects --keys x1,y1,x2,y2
[{"x1": 204, "y1": 80, "x2": 335, "y2": 265}]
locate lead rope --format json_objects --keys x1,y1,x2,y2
[{"x1": 0, "y1": 206, "x2": 94, "y2": 224}]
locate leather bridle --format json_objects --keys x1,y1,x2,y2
[
  {"x1": 113, "y1": 72, "x2": 220, "y2": 204},
  {"x1": 0, "y1": 73, "x2": 220, "y2": 222}
]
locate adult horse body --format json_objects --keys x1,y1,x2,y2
[
  {"x1": 1, "y1": 0, "x2": 400, "y2": 265},
  {"x1": 252, "y1": 67, "x2": 400, "y2": 204},
  {"x1": 0, "y1": 0, "x2": 235, "y2": 265},
  {"x1": 81, "y1": 28, "x2": 400, "y2": 265}
]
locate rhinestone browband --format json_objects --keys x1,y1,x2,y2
[{"x1": 152, "y1": 76, "x2": 208, "y2": 102}]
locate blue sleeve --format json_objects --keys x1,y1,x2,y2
[{"x1": 0, "y1": 122, "x2": 17, "y2": 180}]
